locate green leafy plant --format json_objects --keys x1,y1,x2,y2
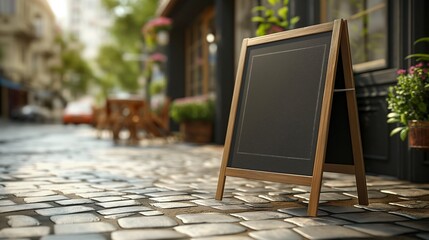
[
  {"x1": 149, "y1": 79, "x2": 166, "y2": 96},
  {"x1": 252, "y1": 0, "x2": 300, "y2": 37},
  {"x1": 170, "y1": 96, "x2": 215, "y2": 123},
  {"x1": 386, "y1": 63, "x2": 429, "y2": 140},
  {"x1": 406, "y1": 37, "x2": 429, "y2": 62}
]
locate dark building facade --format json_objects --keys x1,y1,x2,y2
[{"x1": 159, "y1": 0, "x2": 429, "y2": 182}]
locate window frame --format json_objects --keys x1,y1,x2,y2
[
  {"x1": 320, "y1": 0, "x2": 389, "y2": 73},
  {"x1": 185, "y1": 7, "x2": 215, "y2": 97}
]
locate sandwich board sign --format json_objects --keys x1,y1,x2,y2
[{"x1": 215, "y1": 19, "x2": 368, "y2": 216}]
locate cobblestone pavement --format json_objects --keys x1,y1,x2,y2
[{"x1": 0, "y1": 122, "x2": 428, "y2": 239}]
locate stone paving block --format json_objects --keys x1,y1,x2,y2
[
  {"x1": 0, "y1": 226, "x2": 50, "y2": 238},
  {"x1": 41, "y1": 233, "x2": 107, "y2": 240},
  {"x1": 97, "y1": 206, "x2": 152, "y2": 215},
  {"x1": 344, "y1": 223, "x2": 417, "y2": 237},
  {"x1": 258, "y1": 194, "x2": 297, "y2": 202},
  {"x1": 417, "y1": 233, "x2": 429, "y2": 240},
  {"x1": 212, "y1": 205, "x2": 250, "y2": 211},
  {"x1": 0, "y1": 199, "x2": 16, "y2": 206},
  {"x1": 381, "y1": 188, "x2": 429, "y2": 197},
  {"x1": 318, "y1": 205, "x2": 365, "y2": 214},
  {"x1": 332, "y1": 211, "x2": 408, "y2": 223},
  {"x1": 343, "y1": 190, "x2": 387, "y2": 199},
  {"x1": 293, "y1": 225, "x2": 370, "y2": 239},
  {"x1": 56, "y1": 199, "x2": 94, "y2": 206},
  {"x1": 96, "y1": 199, "x2": 140, "y2": 208},
  {"x1": 150, "y1": 195, "x2": 197, "y2": 202},
  {"x1": 50, "y1": 213, "x2": 100, "y2": 224},
  {"x1": 54, "y1": 222, "x2": 116, "y2": 234},
  {"x1": 145, "y1": 191, "x2": 187, "y2": 197},
  {"x1": 355, "y1": 202, "x2": 399, "y2": 212},
  {"x1": 233, "y1": 195, "x2": 270, "y2": 204},
  {"x1": 248, "y1": 228, "x2": 303, "y2": 240},
  {"x1": 277, "y1": 207, "x2": 328, "y2": 217},
  {"x1": 62, "y1": 188, "x2": 104, "y2": 195},
  {"x1": 118, "y1": 216, "x2": 178, "y2": 228},
  {"x1": 92, "y1": 196, "x2": 127, "y2": 202},
  {"x1": 192, "y1": 198, "x2": 243, "y2": 206},
  {"x1": 140, "y1": 210, "x2": 163, "y2": 216},
  {"x1": 293, "y1": 186, "x2": 335, "y2": 193},
  {"x1": 36, "y1": 205, "x2": 94, "y2": 216},
  {"x1": 177, "y1": 212, "x2": 240, "y2": 224},
  {"x1": 151, "y1": 202, "x2": 197, "y2": 209},
  {"x1": 174, "y1": 223, "x2": 246, "y2": 238},
  {"x1": 77, "y1": 191, "x2": 126, "y2": 198},
  {"x1": 24, "y1": 195, "x2": 68, "y2": 203},
  {"x1": 124, "y1": 188, "x2": 167, "y2": 195},
  {"x1": 15, "y1": 190, "x2": 57, "y2": 197},
  {"x1": 0, "y1": 202, "x2": 52, "y2": 213},
  {"x1": 192, "y1": 236, "x2": 253, "y2": 240},
  {"x1": 7, "y1": 215, "x2": 40, "y2": 227},
  {"x1": 284, "y1": 216, "x2": 351, "y2": 227},
  {"x1": 104, "y1": 213, "x2": 135, "y2": 219},
  {"x1": 240, "y1": 219, "x2": 295, "y2": 230},
  {"x1": 124, "y1": 194, "x2": 147, "y2": 199},
  {"x1": 111, "y1": 229, "x2": 187, "y2": 240},
  {"x1": 396, "y1": 221, "x2": 429, "y2": 231},
  {"x1": 389, "y1": 200, "x2": 429, "y2": 209},
  {"x1": 389, "y1": 210, "x2": 429, "y2": 220},
  {"x1": 231, "y1": 211, "x2": 290, "y2": 220},
  {"x1": 294, "y1": 192, "x2": 351, "y2": 201}
]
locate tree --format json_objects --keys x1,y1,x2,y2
[
  {"x1": 96, "y1": 0, "x2": 158, "y2": 93},
  {"x1": 51, "y1": 34, "x2": 95, "y2": 100}
]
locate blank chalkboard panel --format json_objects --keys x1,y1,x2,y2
[{"x1": 227, "y1": 32, "x2": 332, "y2": 176}]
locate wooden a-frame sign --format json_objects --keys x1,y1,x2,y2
[{"x1": 215, "y1": 19, "x2": 368, "y2": 216}]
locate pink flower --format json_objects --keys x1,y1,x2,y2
[
  {"x1": 409, "y1": 66, "x2": 415, "y2": 74},
  {"x1": 396, "y1": 69, "x2": 406, "y2": 75},
  {"x1": 142, "y1": 17, "x2": 172, "y2": 35},
  {"x1": 415, "y1": 62, "x2": 424, "y2": 68},
  {"x1": 149, "y1": 53, "x2": 167, "y2": 63}
]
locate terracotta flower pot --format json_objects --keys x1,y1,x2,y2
[
  {"x1": 180, "y1": 121, "x2": 213, "y2": 144},
  {"x1": 408, "y1": 120, "x2": 429, "y2": 149}
]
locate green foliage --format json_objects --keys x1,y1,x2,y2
[
  {"x1": 96, "y1": 0, "x2": 157, "y2": 95},
  {"x1": 170, "y1": 96, "x2": 215, "y2": 123},
  {"x1": 406, "y1": 37, "x2": 429, "y2": 62},
  {"x1": 96, "y1": 44, "x2": 140, "y2": 93},
  {"x1": 149, "y1": 79, "x2": 166, "y2": 96},
  {"x1": 51, "y1": 34, "x2": 94, "y2": 98},
  {"x1": 252, "y1": 0, "x2": 299, "y2": 36},
  {"x1": 387, "y1": 63, "x2": 429, "y2": 141}
]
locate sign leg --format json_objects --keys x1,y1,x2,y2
[
  {"x1": 215, "y1": 174, "x2": 226, "y2": 200},
  {"x1": 307, "y1": 175, "x2": 322, "y2": 216}
]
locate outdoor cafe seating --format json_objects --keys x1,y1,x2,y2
[{"x1": 95, "y1": 96, "x2": 170, "y2": 143}]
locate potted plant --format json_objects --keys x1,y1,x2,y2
[
  {"x1": 386, "y1": 62, "x2": 429, "y2": 148},
  {"x1": 251, "y1": 0, "x2": 300, "y2": 36},
  {"x1": 170, "y1": 95, "x2": 215, "y2": 143}
]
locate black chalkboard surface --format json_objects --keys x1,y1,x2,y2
[
  {"x1": 216, "y1": 19, "x2": 368, "y2": 216},
  {"x1": 228, "y1": 32, "x2": 332, "y2": 176}
]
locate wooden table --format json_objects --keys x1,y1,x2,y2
[{"x1": 106, "y1": 97, "x2": 147, "y2": 143}]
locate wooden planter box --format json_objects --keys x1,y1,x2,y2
[
  {"x1": 408, "y1": 120, "x2": 429, "y2": 149},
  {"x1": 180, "y1": 121, "x2": 213, "y2": 144}
]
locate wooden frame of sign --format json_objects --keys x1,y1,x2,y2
[{"x1": 215, "y1": 19, "x2": 368, "y2": 216}]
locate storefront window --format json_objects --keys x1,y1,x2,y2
[
  {"x1": 185, "y1": 7, "x2": 216, "y2": 96},
  {"x1": 322, "y1": 0, "x2": 387, "y2": 72}
]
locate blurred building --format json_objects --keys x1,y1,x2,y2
[
  {"x1": 64, "y1": 0, "x2": 112, "y2": 60},
  {"x1": 159, "y1": 0, "x2": 429, "y2": 181},
  {"x1": 0, "y1": 0, "x2": 59, "y2": 119}
]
